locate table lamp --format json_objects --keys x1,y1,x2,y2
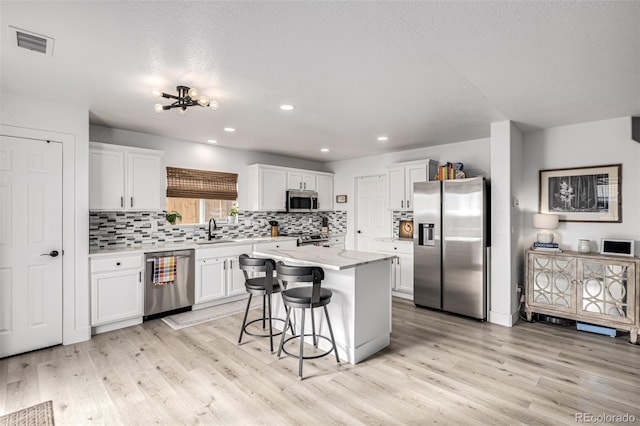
[{"x1": 533, "y1": 213, "x2": 559, "y2": 244}]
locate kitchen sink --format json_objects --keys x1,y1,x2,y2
[{"x1": 195, "y1": 239, "x2": 235, "y2": 245}]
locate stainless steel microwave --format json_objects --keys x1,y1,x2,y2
[{"x1": 286, "y1": 190, "x2": 318, "y2": 212}]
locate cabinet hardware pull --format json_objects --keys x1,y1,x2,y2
[
  {"x1": 116, "y1": 262, "x2": 121, "y2": 266},
  {"x1": 131, "y1": 197, "x2": 134, "y2": 207},
  {"x1": 407, "y1": 200, "x2": 410, "y2": 209},
  {"x1": 401, "y1": 200, "x2": 403, "y2": 208},
  {"x1": 229, "y1": 260, "x2": 233, "y2": 269},
  {"x1": 121, "y1": 196, "x2": 124, "y2": 208},
  {"x1": 139, "y1": 271, "x2": 142, "y2": 282}
]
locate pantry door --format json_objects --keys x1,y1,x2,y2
[
  {"x1": 355, "y1": 174, "x2": 388, "y2": 252},
  {"x1": 0, "y1": 135, "x2": 63, "y2": 358}
]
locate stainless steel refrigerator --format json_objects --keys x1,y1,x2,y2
[{"x1": 413, "y1": 177, "x2": 487, "y2": 320}]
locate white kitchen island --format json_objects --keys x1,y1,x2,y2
[{"x1": 252, "y1": 245, "x2": 395, "y2": 364}]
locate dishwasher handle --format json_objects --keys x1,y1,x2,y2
[{"x1": 146, "y1": 254, "x2": 192, "y2": 262}]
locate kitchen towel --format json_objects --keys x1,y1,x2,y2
[{"x1": 153, "y1": 256, "x2": 176, "y2": 285}]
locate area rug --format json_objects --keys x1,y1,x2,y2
[
  {"x1": 0, "y1": 400, "x2": 54, "y2": 426},
  {"x1": 161, "y1": 299, "x2": 260, "y2": 330}
]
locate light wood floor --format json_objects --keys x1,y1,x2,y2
[{"x1": 2, "y1": 298, "x2": 639, "y2": 425}]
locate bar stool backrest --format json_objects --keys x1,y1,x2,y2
[
  {"x1": 276, "y1": 262, "x2": 325, "y2": 306},
  {"x1": 239, "y1": 255, "x2": 276, "y2": 293}
]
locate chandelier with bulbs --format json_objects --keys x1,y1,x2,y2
[{"x1": 153, "y1": 85, "x2": 219, "y2": 115}]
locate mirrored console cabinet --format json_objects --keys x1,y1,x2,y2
[{"x1": 525, "y1": 250, "x2": 639, "y2": 344}]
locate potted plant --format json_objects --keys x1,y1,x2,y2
[
  {"x1": 228, "y1": 202, "x2": 239, "y2": 224},
  {"x1": 166, "y1": 211, "x2": 182, "y2": 225}
]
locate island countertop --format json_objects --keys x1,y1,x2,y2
[{"x1": 252, "y1": 245, "x2": 396, "y2": 271}]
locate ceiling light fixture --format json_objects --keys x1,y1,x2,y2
[
  {"x1": 224, "y1": 127, "x2": 236, "y2": 133},
  {"x1": 377, "y1": 136, "x2": 389, "y2": 141},
  {"x1": 207, "y1": 139, "x2": 218, "y2": 144},
  {"x1": 321, "y1": 148, "x2": 330, "y2": 152},
  {"x1": 153, "y1": 85, "x2": 219, "y2": 114},
  {"x1": 280, "y1": 104, "x2": 295, "y2": 111}
]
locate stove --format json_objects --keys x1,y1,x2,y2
[
  {"x1": 297, "y1": 234, "x2": 329, "y2": 246},
  {"x1": 280, "y1": 233, "x2": 329, "y2": 246}
]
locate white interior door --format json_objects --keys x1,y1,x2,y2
[
  {"x1": 355, "y1": 174, "x2": 388, "y2": 252},
  {"x1": 0, "y1": 136, "x2": 63, "y2": 358}
]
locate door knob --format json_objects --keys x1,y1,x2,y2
[
  {"x1": 41, "y1": 250, "x2": 59, "y2": 257},
  {"x1": 357, "y1": 230, "x2": 362, "y2": 234}
]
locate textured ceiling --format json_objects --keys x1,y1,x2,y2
[{"x1": 1, "y1": 1, "x2": 639, "y2": 161}]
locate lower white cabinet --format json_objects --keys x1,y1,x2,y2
[
  {"x1": 90, "y1": 254, "x2": 144, "y2": 327},
  {"x1": 371, "y1": 240, "x2": 414, "y2": 295},
  {"x1": 195, "y1": 244, "x2": 253, "y2": 304}
]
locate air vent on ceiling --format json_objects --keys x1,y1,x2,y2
[{"x1": 10, "y1": 26, "x2": 54, "y2": 56}]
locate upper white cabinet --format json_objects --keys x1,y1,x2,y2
[
  {"x1": 247, "y1": 164, "x2": 334, "y2": 211},
  {"x1": 316, "y1": 174, "x2": 334, "y2": 211},
  {"x1": 90, "y1": 142, "x2": 164, "y2": 211},
  {"x1": 388, "y1": 160, "x2": 438, "y2": 211},
  {"x1": 249, "y1": 165, "x2": 288, "y2": 211},
  {"x1": 287, "y1": 171, "x2": 316, "y2": 191}
]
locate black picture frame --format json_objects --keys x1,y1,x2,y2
[{"x1": 539, "y1": 164, "x2": 621, "y2": 222}]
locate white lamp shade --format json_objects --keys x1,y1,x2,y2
[{"x1": 533, "y1": 213, "x2": 559, "y2": 230}]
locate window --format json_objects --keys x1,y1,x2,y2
[{"x1": 166, "y1": 167, "x2": 238, "y2": 225}]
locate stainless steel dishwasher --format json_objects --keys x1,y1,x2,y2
[{"x1": 144, "y1": 249, "x2": 195, "y2": 316}]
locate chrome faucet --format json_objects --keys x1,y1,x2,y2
[{"x1": 208, "y1": 218, "x2": 218, "y2": 240}]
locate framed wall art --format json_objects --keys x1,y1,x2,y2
[
  {"x1": 336, "y1": 194, "x2": 347, "y2": 203},
  {"x1": 539, "y1": 164, "x2": 621, "y2": 222}
]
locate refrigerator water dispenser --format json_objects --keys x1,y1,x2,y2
[{"x1": 418, "y1": 223, "x2": 435, "y2": 246}]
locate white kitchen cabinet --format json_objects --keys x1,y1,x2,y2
[
  {"x1": 89, "y1": 142, "x2": 164, "y2": 211},
  {"x1": 371, "y1": 240, "x2": 414, "y2": 296},
  {"x1": 89, "y1": 146, "x2": 125, "y2": 210},
  {"x1": 247, "y1": 165, "x2": 287, "y2": 211},
  {"x1": 387, "y1": 160, "x2": 438, "y2": 211},
  {"x1": 90, "y1": 254, "x2": 144, "y2": 328},
  {"x1": 395, "y1": 252, "x2": 414, "y2": 293},
  {"x1": 287, "y1": 171, "x2": 316, "y2": 191},
  {"x1": 195, "y1": 244, "x2": 253, "y2": 306},
  {"x1": 227, "y1": 255, "x2": 247, "y2": 297},
  {"x1": 316, "y1": 174, "x2": 334, "y2": 211},
  {"x1": 247, "y1": 164, "x2": 334, "y2": 211},
  {"x1": 196, "y1": 257, "x2": 227, "y2": 303}
]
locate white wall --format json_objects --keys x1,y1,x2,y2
[
  {"x1": 1, "y1": 92, "x2": 90, "y2": 345},
  {"x1": 326, "y1": 138, "x2": 491, "y2": 249},
  {"x1": 522, "y1": 117, "x2": 639, "y2": 252},
  {"x1": 90, "y1": 125, "x2": 327, "y2": 210}
]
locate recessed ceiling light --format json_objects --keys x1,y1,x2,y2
[
  {"x1": 207, "y1": 139, "x2": 218, "y2": 144},
  {"x1": 377, "y1": 136, "x2": 388, "y2": 141},
  {"x1": 280, "y1": 104, "x2": 295, "y2": 111},
  {"x1": 224, "y1": 127, "x2": 236, "y2": 132},
  {"x1": 320, "y1": 148, "x2": 330, "y2": 153}
]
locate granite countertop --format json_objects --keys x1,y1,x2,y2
[
  {"x1": 89, "y1": 236, "x2": 299, "y2": 258},
  {"x1": 252, "y1": 245, "x2": 396, "y2": 271}
]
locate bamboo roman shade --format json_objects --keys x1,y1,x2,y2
[{"x1": 166, "y1": 167, "x2": 238, "y2": 200}]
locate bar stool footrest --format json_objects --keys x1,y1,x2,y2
[
  {"x1": 281, "y1": 334, "x2": 337, "y2": 360},
  {"x1": 242, "y1": 317, "x2": 288, "y2": 338}
]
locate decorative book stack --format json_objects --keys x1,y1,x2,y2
[{"x1": 532, "y1": 242, "x2": 562, "y2": 252}]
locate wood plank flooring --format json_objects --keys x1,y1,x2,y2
[{"x1": 2, "y1": 298, "x2": 639, "y2": 425}]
